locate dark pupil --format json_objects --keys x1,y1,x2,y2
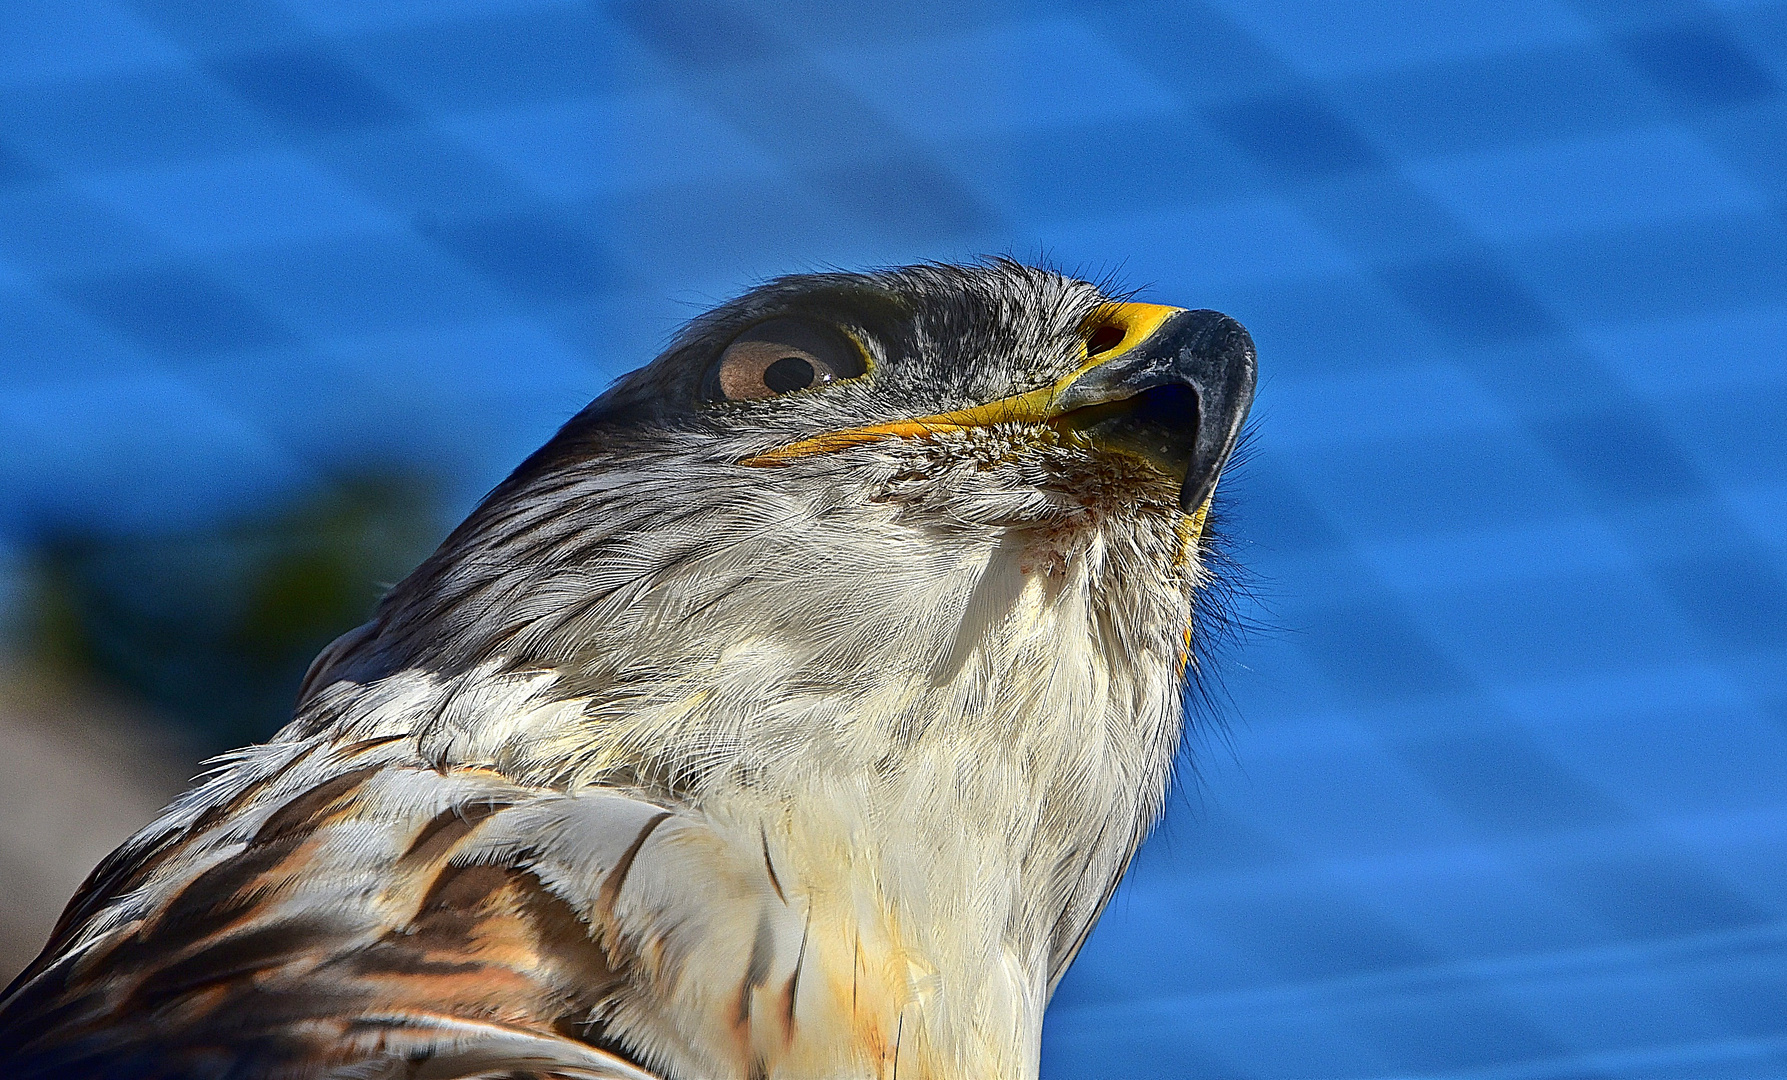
[{"x1": 763, "y1": 355, "x2": 816, "y2": 393}]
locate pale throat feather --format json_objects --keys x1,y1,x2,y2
[{"x1": 311, "y1": 485, "x2": 1199, "y2": 1080}]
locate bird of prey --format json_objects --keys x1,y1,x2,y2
[{"x1": 0, "y1": 261, "x2": 1255, "y2": 1080}]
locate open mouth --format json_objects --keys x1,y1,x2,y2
[{"x1": 1050, "y1": 384, "x2": 1202, "y2": 503}]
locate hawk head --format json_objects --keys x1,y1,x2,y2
[{"x1": 306, "y1": 260, "x2": 1256, "y2": 803}]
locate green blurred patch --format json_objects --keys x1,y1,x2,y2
[{"x1": 27, "y1": 477, "x2": 443, "y2": 752}]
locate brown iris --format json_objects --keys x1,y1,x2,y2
[{"x1": 716, "y1": 317, "x2": 868, "y2": 401}]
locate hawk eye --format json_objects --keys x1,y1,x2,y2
[{"x1": 716, "y1": 317, "x2": 867, "y2": 402}]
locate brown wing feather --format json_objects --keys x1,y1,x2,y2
[{"x1": 0, "y1": 738, "x2": 665, "y2": 1080}]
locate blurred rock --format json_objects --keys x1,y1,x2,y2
[
  {"x1": 0, "y1": 663, "x2": 195, "y2": 982},
  {"x1": 1, "y1": 475, "x2": 445, "y2": 982}
]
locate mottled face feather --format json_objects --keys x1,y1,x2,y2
[
  {"x1": 1, "y1": 260, "x2": 1256, "y2": 1080},
  {"x1": 501, "y1": 261, "x2": 1113, "y2": 482},
  {"x1": 346, "y1": 260, "x2": 1253, "y2": 690}
]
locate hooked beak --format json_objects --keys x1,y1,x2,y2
[
  {"x1": 1050, "y1": 307, "x2": 1256, "y2": 511},
  {"x1": 742, "y1": 303, "x2": 1257, "y2": 513}
]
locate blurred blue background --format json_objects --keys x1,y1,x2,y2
[{"x1": 1, "y1": 0, "x2": 1785, "y2": 1076}]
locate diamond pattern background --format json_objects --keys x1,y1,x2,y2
[{"x1": 3, "y1": 1, "x2": 1785, "y2": 1076}]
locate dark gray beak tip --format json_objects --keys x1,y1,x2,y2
[{"x1": 1174, "y1": 309, "x2": 1256, "y2": 512}]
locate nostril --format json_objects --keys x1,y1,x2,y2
[{"x1": 1086, "y1": 323, "x2": 1126, "y2": 356}]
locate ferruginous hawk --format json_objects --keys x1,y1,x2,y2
[{"x1": 0, "y1": 260, "x2": 1255, "y2": 1080}]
